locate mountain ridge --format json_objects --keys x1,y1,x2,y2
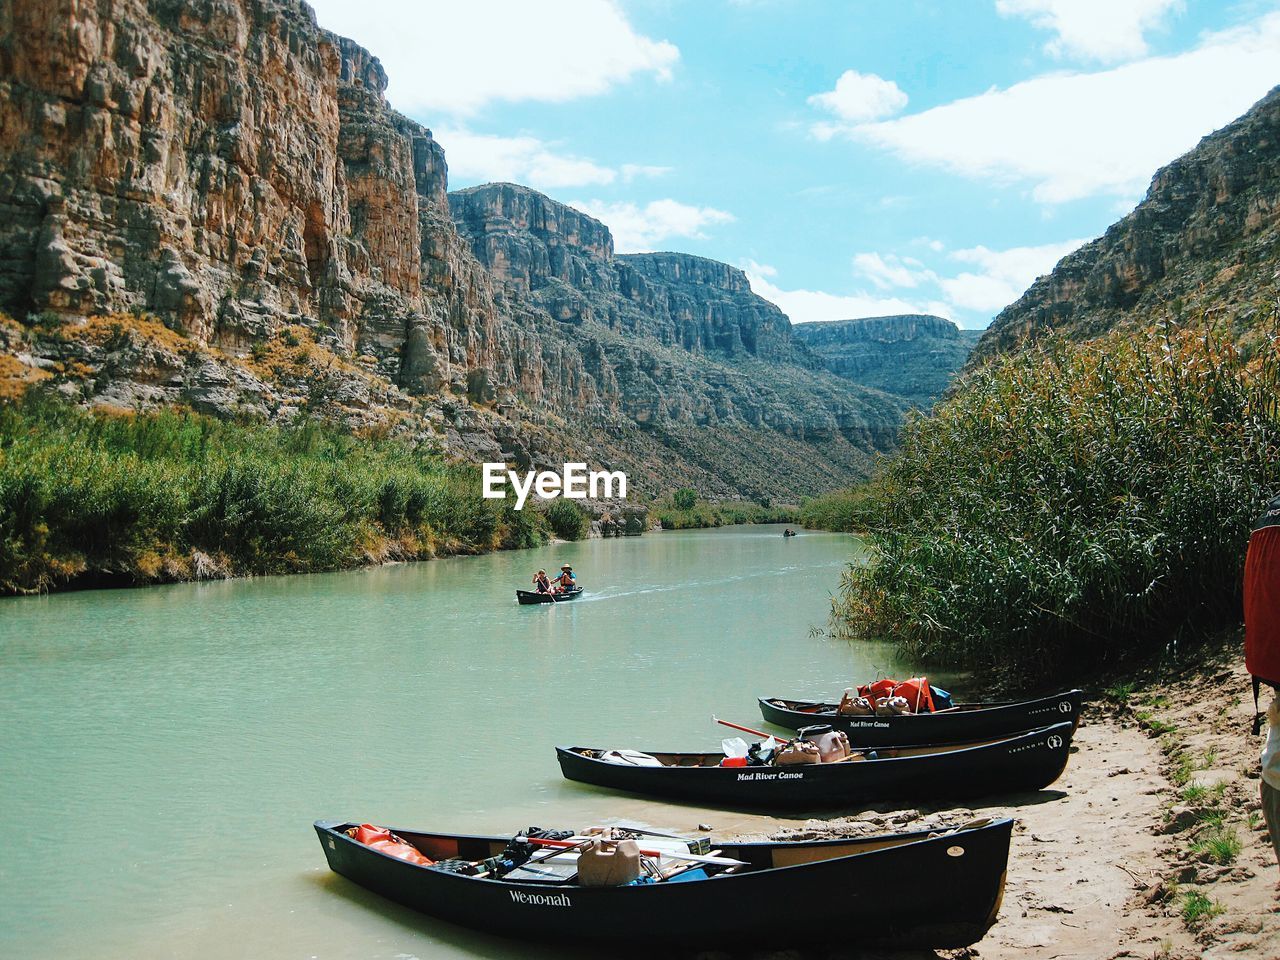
[{"x1": 971, "y1": 85, "x2": 1280, "y2": 366}]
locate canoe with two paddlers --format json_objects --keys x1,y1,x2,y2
[
  {"x1": 758, "y1": 689, "x2": 1083, "y2": 747},
  {"x1": 516, "y1": 586, "x2": 583, "y2": 605},
  {"x1": 313, "y1": 817, "x2": 1013, "y2": 950},
  {"x1": 556, "y1": 721, "x2": 1074, "y2": 809}
]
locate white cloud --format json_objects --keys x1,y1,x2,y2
[
  {"x1": 307, "y1": 0, "x2": 679, "y2": 115},
  {"x1": 743, "y1": 236, "x2": 1088, "y2": 326},
  {"x1": 434, "y1": 129, "x2": 613, "y2": 188},
  {"x1": 939, "y1": 238, "x2": 1087, "y2": 311},
  {"x1": 997, "y1": 0, "x2": 1182, "y2": 63},
  {"x1": 434, "y1": 128, "x2": 671, "y2": 190},
  {"x1": 808, "y1": 70, "x2": 909, "y2": 138},
  {"x1": 739, "y1": 258, "x2": 777, "y2": 278},
  {"x1": 571, "y1": 199, "x2": 735, "y2": 252},
  {"x1": 852, "y1": 252, "x2": 935, "y2": 290},
  {"x1": 845, "y1": 12, "x2": 1280, "y2": 203},
  {"x1": 744, "y1": 266, "x2": 954, "y2": 325}
]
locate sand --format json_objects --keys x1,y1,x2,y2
[{"x1": 735, "y1": 649, "x2": 1280, "y2": 959}]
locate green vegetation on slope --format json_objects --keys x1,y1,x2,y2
[
  {"x1": 824, "y1": 316, "x2": 1280, "y2": 683},
  {"x1": 656, "y1": 492, "x2": 798, "y2": 530},
  {"x1": 0, "y1": 397, "x2": 548, "y2": 594}
]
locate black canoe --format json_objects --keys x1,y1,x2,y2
[
  {"x1": 314, "y1": 818, "x2": 1013, "y2": 950},
  {"x1": 557, "y1": 722, "x2": 1074, "y2": 809},
  {"x1": 759, "y1": 688, "x2": 1084, "y2": 747},
  {"x1": 516, "y1": 586, "x2": 583, "y2": 605}
]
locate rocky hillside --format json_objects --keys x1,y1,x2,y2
[
  {"x1": 0, "y1": 0, "x2": 910, "y2": 502},
  {"x1": 792, "y1": 314, "x2": 981, "y2": 407},
  {"x1": 973, "y1": 85, "x2": 1280, "y2": 365},
  {"x1": 444, "y1": 182, "x2": 908, "y2": 496}
]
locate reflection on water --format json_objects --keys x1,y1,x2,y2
[{"x1": 0, "y1": 525, "x2": 905, "y2": 959}]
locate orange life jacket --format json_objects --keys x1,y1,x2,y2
[
  {"x1": 857, "y1": 678, "x2": 898, "y2": 702},
  {"x1": 891, "y1": 677, "x2": 935, "y2": 713}
]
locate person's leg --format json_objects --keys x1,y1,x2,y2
[{"x1": 1263, "y1": 779, "x2": 1280, "y2": 868}]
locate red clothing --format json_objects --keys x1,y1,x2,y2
[{"x1": 1246, "y1": 495, "x2": 1280, "y2": 686}]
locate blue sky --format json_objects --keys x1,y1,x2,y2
[{"x1": 307, "y1": 1, "x2": 1280, "y2": 328}]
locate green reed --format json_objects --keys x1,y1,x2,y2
[{"x1": 827, "y1": 313, "x2": 1280, "y2": 682}]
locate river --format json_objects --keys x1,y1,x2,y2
[{"x1": 0, "y1": 525, "x2": 908, "y2": 959}]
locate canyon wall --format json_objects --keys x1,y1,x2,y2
[
  {"x1": 0, "y1": 0, "x2": 909, "y2": 499},
  {"x1": 792, "y1": 314, "x2": 981, "y2": 408}
]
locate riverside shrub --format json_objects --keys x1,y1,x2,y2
[
  {"x1": 656, "y1": 498, "x2": 798, "y2": 529},
  {"x1": 799, "y1": 486, "x2": 874, "y2": 532},
  {"x1": 0, "y1": 398, "x2": 545, "y2": 592},
  {"x1": 544, "y1": 498, "x2": 590, "y2": 541},
  {"x1": 830, "y1": 319, "x2": 1280, "y2": 682}
]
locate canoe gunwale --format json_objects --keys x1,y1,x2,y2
[
  {"x1": 515, "y1": 586, "x2": 583, "y2": 604},
  {"x1": 313, "y1": 817, "x2": 1015, "y2": 948},
  {"x1": 756, "y1": 689, "x2": 1085, "y2": 747},
  {"x1": 555, "y1": 721, "x2": 1075, "y2": 808},
  {"x1": 314, "y1": 816, "x2": 1013, "y2": 882}
]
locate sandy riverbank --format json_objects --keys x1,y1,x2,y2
[{"x1": 720, "y1": 645, "x2": 1278, "y2": 959}]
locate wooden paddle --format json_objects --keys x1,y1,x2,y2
[{"x1": 712, "y1": 716, "x2": 780, "y2": 741}]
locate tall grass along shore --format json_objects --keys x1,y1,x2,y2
[
  {"x1": 0, "y1": 397, "x2": 550, "y2": 594},
  {"x1": 655, "y1": 488, "x2": 798, "y2": 530},
  {"x1": 814, "y1": 316, "x2": 1280, "y2": 684}
]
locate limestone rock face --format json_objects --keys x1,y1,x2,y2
[
  {"x1": 448, "y1": 182, "x2": 906, "y2": 467},
  {"x1": 0, "y1": 0, "x2": 484, "y2": 384},
  {"x1": 617, "y1": 253, "x2": 800, "y2": 363},
  {"x1": 973, "y1": 85, "x2": 1280, "y2": 365},
  {"x1": 793, "y1": 314, "x2": 981, "y2": 408},
  {"x1": 450, "y1": 184, "x2": 802, "y2": 363},
  {"x1": 448, "y1": 182, "x2": 614, "y2": 302},
  {"x1": 0, "y1": 0, "x2": 912, "y2": 500}
]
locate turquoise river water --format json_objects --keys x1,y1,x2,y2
[{"x1": 0, "y1": 525, "x2": 909, "y2": 959}]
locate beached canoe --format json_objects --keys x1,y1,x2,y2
[
  {"x1": 313, "y1": 818, "x2": 1013, "y2": 950},
  {"x1": 758, "y1": 689, "x2": 1084, "y2": 747},
  {"x1": 516, "y1": 586, "x2": 583, "y2": 605},
  {"x1": 557, "y1": 721, "x2": 1074, "y2": 809}
]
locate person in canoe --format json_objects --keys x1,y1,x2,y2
[
  {"x1": 532, "y1": 570, "x2": 552, "y2": 594},
  {"x1": 554, "y1": 564, "x2": 576, "y2": 593}
]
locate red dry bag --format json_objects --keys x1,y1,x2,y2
[
  {"x1": 1245, "y1": 493, "x2": 1280, "y2": 734},
  {"x1": 348, "y1": 823, "x2": 434, "y2": 866}
]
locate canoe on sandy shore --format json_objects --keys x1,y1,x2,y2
[
  {"x1": 758, "y1": 689, "x2": 1084, "y2": 747},
  {"x1": 557, "y1": 722, "x2": 1074, "y2": 809},
  {"x1": 313, "y1": 817, "x2": 1013, "y2": 950}
]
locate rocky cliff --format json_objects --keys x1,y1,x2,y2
[
  {"x1": 792, "y1": 314, "x2": 981, "y2": 407},
  {"x1": 972, "y1": 85, "x2": 1280, "y2": 365},
  {"x1": 447, "y1": 182, "x2": 908, "y2": 495},
  {"x1": 0, "y1": 0, "x2": 908, "y2": 501},
  {"x1": 0, "y1": 0, "x2": 517, "y2": 403},
  {"x1": 449, "y1": 183, "x2": 802, "y2": 363}
]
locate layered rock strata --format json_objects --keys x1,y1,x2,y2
[{"x1": 792, "y1": 314, "x2": 981, "y2": 408}]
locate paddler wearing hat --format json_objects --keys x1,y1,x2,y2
[{"x1": 554, "y1": 563, "x2": 576, "y2": 593}]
